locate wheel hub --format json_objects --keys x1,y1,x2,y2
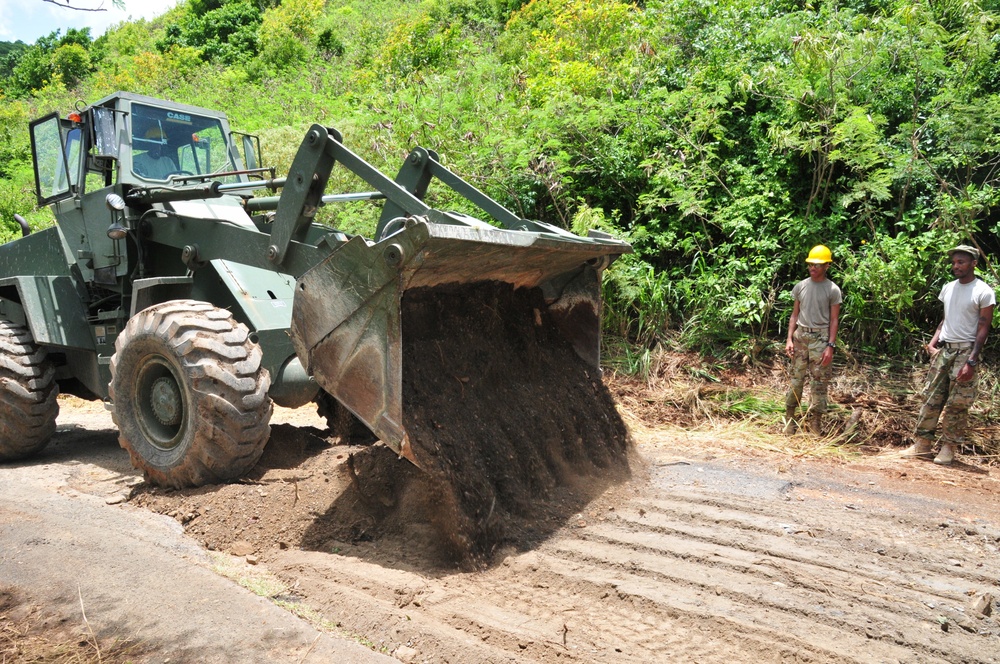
[{"x1": 149, "y1": 376, "x2": 182, "y2": 426}]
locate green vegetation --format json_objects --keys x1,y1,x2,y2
[{"x1": 2, "y1": 0, "x2": 1000, "y2": 360}]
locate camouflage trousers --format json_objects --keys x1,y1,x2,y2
[
  {"x1": 913, "y1": 346, "x2": 978, "y2": 446},
  {"x1": 785, "y1": 328, "x2": 833, "y2": 414}
]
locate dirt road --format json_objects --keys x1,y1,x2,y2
[
  {"x1": 3, "y1": 394, "x2": 1000, "y2": 662},
  {"x1": 0, "y1": 397, "x2": 393, "y2": 663}
]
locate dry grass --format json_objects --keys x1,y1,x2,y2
[
  {"x1": 0, "y1": 587, "x2": 147, "y2": 664},
  {"x1": 607, "y1": 349, "x2": 1000, "y2": 468}
]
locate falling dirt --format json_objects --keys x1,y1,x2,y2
[{"x1": 398, "y1": 282, "x2": 632, "y2": 561}]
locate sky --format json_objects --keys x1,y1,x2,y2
[{"x1": 0, "y1": 0, "x2": 180, "y2": 45}]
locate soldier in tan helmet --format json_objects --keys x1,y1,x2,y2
[
  {"x1": 902, "y1": 244, "x2": 995, "y2": 465},
  {"x1": 784, "y1": 245, "x2": 842, "y2": 435}
]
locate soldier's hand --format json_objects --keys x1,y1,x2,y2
[
  {"x1": 785, "y1": 340, "x2": 795, "y2": 358},
  {"x1": 957, "y1": 362, "x2": 975, "y2": 382},
  {"x1": 820, "y1": 346, "x2": 834, "y2": 367},
  {"x1": 927, "y1": 343, "x2": 940, "y2": 357}
]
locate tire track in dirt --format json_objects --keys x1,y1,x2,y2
[{"x1": 271, "y1": 453, "x2": 1000, "y2": 663}]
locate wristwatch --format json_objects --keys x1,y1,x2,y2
[
  {"x1": 966, "y1": 358, "x2": 978, "y2": 367},
  {"x1": 826, "y1": 342, "x2": 835, "y2": 348}
]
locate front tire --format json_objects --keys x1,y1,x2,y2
[
  {"x1": 110, "y1": 300, "x2": 272, "y2": 487},
  {"x1": 0, "y1": 319, "x2": 58, "y2": 460}
]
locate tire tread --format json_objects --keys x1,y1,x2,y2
[
  {"x1": 110, "y1": 300, "x2": 271, "y2": 487},
  {"x1": 0, "y1": 319, "x2": 59, "y2": 460}
]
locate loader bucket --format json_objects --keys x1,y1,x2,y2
[{"x1": 288, "y1": 216, "x2": 629, "y2": 465}]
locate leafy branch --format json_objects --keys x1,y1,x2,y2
[{"x1": 41, "y1": 0, "x2": 125, "y2": 11}]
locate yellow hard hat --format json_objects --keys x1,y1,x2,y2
[
  {"x1": 144, "y1": 125, "x2": 166, "y2": 140},
  {"x1": 805, "y1": 245, "x2": 832, "y2": 264}
]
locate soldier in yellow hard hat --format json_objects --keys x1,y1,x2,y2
[
  {"x1": 783, "y1": 245, "x2": 842, "y2": 435},
  {"x1": 133, "y1": 124, "x2": 178, "y2": 180}
]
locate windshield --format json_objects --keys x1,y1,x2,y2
[{"x1": 130, "y1": 103, "x2": 236, "y2": 182}]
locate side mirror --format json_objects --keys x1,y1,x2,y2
[
  {"x1": 92, "y1": 106, "x2": 118, "y2": 159},
  {"x1": 240, "y1": 133, "x2": 260, "y2": 170}
]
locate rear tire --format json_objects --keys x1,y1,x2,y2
[
  {"x1": 315, "y1": 390, "x2": 378, "y2": 445},
  {"x1": 110, "y1": 300, "x2": 272, "y2": 487},
  {"x1": 0, "y1": 319, "x2": 58, "y2": 460}
]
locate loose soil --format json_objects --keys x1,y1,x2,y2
[{"x1": 5, "y1": 352, "x2": 1000, "y2": 662}]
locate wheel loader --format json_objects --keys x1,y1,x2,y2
[{"x1": 0, "y1": 92, "x2": 631, "y2": 490}]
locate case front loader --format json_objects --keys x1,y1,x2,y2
[{"x1": 0, "y1": 93, "x2": 631, "y2": 491}]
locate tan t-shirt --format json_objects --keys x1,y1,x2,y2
[
  {"x1": 792, "y1": 277, "x2": 842, "y2": 328},
  {"x1": 939, "y1": 278, "x2": 996, "y2": 343}
]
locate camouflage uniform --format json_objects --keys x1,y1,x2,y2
[
  {"x1": 904, "y1": 246, "x2": 994, "y2": 464},
  {"x1": 913, "y1": 346, "x2": 978, "y2": 446},
  {"x1": 783, "y1": 267, "x2": 841, "y2": 435},
  {"x1": 785, "y1": 328, "x2": 833, "y2": 416}
]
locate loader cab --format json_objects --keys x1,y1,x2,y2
[
  {"x1": 29, "y1": 93, "x2": 250, "y2": 203},
  {"x1": 28, "y1": 93, "x2": 252, "y2": 292}
]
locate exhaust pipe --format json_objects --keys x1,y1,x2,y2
[{"x1": 13, "y1": 214, "x2": 30, "y2": 237}]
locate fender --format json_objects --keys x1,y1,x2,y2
[{"x1": 0, "y1": 275, "x2": 91, "y2": 350}]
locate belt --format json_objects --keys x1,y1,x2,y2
[
  {"x1": 798, "y1": 326, "x2": 828, "y2": 333},
  {"x1": 940, "y1": 341, "x2": 973, "y2": 349}
]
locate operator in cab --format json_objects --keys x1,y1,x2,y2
[{"x1": 133, "y1": 125, "x2": 177, "y2": 180}]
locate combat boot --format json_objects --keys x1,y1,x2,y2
[
  {"x1": 934, "y1": 443, "x2": 955, "y2": 465},
  {"x1": 807, "y1": 410, "x2": 822, "y2": 435},
  {"x1": 901, "y1": 439, "x2": 933, "y2": 458},
  {"x1": 782, "y1": 407, "x2": 797, "y2": 435}
]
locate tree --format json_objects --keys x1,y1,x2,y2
[
  {"x1": 158, "y1": 0, "x2": 264, "y2": 65},
  {"x1": 40, "y1": 0, "x2": 125, "y2": 10},
  {"x1": 52, "y1": 42, "x2": 90, "y2": 86},
  {"x1": 2, "y1": 28, "x2": 93, "y2": 97},
  {"x1": 0, "y1": 41, "x2": 29, "y2": 80}
]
